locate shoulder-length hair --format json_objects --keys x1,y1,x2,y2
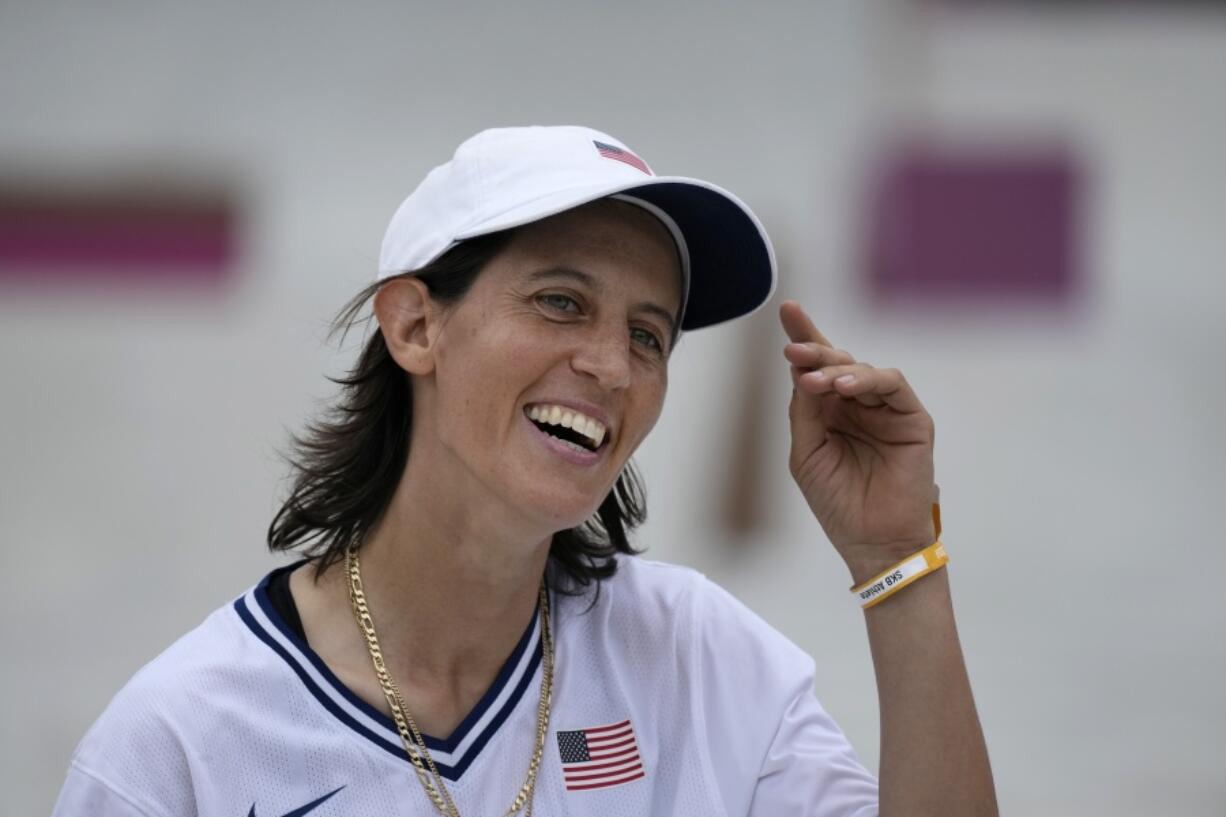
[{"x1": 266, "y1": 229, "x2": 646, "y2": 593}]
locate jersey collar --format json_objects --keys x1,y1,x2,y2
[{"x1": 234, "y1": 566, "x2": 544, "y2": 781}]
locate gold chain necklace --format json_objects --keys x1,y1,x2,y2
[{"x1": 344, "y1": 545, "x2": 554, "y2": 817}]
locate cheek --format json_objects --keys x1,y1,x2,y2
[
  {"x1": 624, "y1": 374, "x2": 668, "y2": 448},
  {"x1": 434, "y1": 323, "x2": 544, "y2": 426}
]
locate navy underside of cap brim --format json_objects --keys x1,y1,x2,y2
[{"x1": 625, "y1": 182, "x2": 774, "y2": 331}]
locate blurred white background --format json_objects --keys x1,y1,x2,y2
[{"x1": 2, "y1": 1, "x2": 1224, "y2": 815}]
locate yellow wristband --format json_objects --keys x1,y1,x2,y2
[{"x1": 851, "y1": 540, "x2": 949, "y2": 609}]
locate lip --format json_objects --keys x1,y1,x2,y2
[{"x1": 524, "y1": 413, "x2": 605, "y2": 466}]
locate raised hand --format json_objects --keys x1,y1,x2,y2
[{"x1": 779, "y1": 300, "x2": 938, "y2": 584}]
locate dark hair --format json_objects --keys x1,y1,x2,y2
[{"x1": 266, "y1": 229, "x2": 646, "y2": 593}]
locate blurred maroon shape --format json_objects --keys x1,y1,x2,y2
[
  {"x1": 864, "y1": 141, "x2": 1082, "y2": 305},
  {"x1": 0, "y1": 184, "x2": 236, "y2": 288}
]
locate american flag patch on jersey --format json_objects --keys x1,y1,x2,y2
[
  {"x1": 593, "y1": 141, "x2": 652, "y2": 175},
  {"x1": 556, "y1": 718, "x2": 646, "y2": 791}
]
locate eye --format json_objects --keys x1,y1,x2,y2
[
  {"x1": 630, "y1": 326, "x2": 664, "y2": 354},
  {"x1": 537, "y1": 293, "x2": 581, "y2": 313}
]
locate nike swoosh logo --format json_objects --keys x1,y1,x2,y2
[{"x1": 247, "y1": 785, "x2": 344, "y2": 817}]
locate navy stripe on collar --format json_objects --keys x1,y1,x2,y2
[{"x1": 234, "y1": 568, "x2": 544, "y2": 781}]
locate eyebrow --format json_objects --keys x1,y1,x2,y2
[{"x1": 528, "y1": 267, "x2": 678, "y2": 336}]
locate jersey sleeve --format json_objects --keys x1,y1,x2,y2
[
  {"x1": 50, "y1": 664, "x2": 198, "y2": 817},
  {"x1": 690, "y1": 575, "x2": 879, "y2": 817},
  {"x1": 52, "y1": 764, "x2": 161, "y2": 817}
]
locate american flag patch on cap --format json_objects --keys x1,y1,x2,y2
[
  {"x1": 593, "y1": 141, "x2": 652, "y2": 175},
  {"x1": 556, "y1": 718, "x2": 646, "y2": 791}
]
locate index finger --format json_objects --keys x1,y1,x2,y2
[{"x1": 779, "y1": 300, "x2": 834, "y2": 347}]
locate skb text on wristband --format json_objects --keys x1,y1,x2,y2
[
  {"x1": 853, "y1": 537, "x2": 946, "y2": 608},
  {"x1": 851, "y1": 540, "x2": 948, "y2": 609}
]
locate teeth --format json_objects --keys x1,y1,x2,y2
[{"x1": 527, "y1": 403, "x2": 608, "y2": 449}]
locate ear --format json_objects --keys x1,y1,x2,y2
[{"x1": 373, "y1": 277, "x2": 440, "y2": 376}]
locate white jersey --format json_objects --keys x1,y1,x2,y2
[{"x1": 53, "y1": 556, "x2": 879, "y2": 816}]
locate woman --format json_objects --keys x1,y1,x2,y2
[{"x1": 53, "y1": 126, "x2": 997, "y2": 816}]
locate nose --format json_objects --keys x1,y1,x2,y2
[{"x1": 570, "y1": 324, "x2": 632, "y2": 391}]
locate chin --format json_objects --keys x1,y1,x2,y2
[{"x1": 518, "y1": 484, "x2": 610, "y2": 535}]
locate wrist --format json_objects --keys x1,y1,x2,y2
[
  {"x1": 840, "y1": 539, "x2": 933, "y2": 587},
  {"x1": 838, "y1": 501, "x2": 943, "y2": 587}
]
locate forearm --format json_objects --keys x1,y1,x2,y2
[{"x1": 860, "y1": 568, "x2": 998, "y2": 817}]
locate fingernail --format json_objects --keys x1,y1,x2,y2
[{"x1": 836, "y1": 374, "x2": 855, "y2": 385}]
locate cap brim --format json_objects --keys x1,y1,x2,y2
[{"x1": 455, "y1": 176, "x2": 776, "y2": 331}]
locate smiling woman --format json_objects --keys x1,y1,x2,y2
[
  {"x1": 52, "y1": 126, "x2": 997, "y2": 817},
  {"x1": 368, "y1": 200, "x2": 682, "y2": 553},
  {"x1": 269, "y1": 207, "x2": 671, "y2": 596}
]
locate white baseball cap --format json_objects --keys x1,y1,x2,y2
[{"x1": 378, "y1": 125, "x2": 777, "y2": 331}]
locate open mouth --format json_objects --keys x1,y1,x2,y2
[{"x1": 525, "y1": 404, "x2": 609, "y2": 453}]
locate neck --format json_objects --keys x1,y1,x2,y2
[
  {"x1": 342, "y1": 436, "x2": 553, "y2": 694},
  {"x1": 360, "y1": 505, "x2": 548, "y2": 678},
  {"x1": 293, "y1": 399, "x2": 564, "y2": 738}
]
